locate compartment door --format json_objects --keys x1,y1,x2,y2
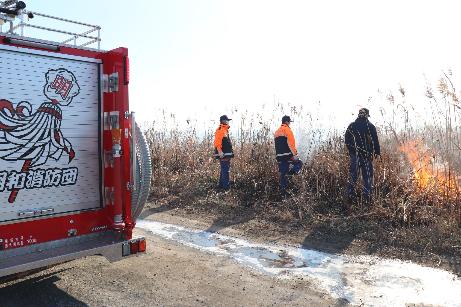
[{"x1": 0, "y1": 45, "x2": 102, "y2": 223}]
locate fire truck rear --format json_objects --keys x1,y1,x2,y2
[{"x1": 0, "y1": 1, "x2": 152, "y2": 278}]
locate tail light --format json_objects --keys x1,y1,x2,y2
[
  {"x1": 122, "y1": 238, "x2": 146, "y2": 257},
  {"x1": 130, "y1": 240, "x2": 139, "y2": 254},
  {"x1": 138, "y1": 238, "x2": 146, "y2": 252}
]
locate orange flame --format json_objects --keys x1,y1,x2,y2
[{"x1": 399, "y1": 140, "x2": 458, "y2": 197}]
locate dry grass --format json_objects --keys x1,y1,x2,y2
[{"x1": 144, "y1": 72, "x2": 461, "y2": 263}]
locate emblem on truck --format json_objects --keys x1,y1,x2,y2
[{"x1": 0, "y1": 68, "x2": 80, "y2": 203}]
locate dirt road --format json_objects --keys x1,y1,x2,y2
[{"x1": 0, "y1": 220, "x2": 337, "y2": 307}]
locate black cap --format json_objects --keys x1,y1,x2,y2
[
  {"x1": 282, "y1": 115, "x2": 293, "y2": 123},
  {"x1": 220, "y1": 115, "x2": 232, "y2": 122},
  {"x1": 358, "y1": 108, "x2": 370, "y2": 118}
]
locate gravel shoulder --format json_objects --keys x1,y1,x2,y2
[
  {"x1": 0, "y1": 216, "x2": 339, "y2": 307},
  {"x1": 141, "y1": 199, "x2": 461, "y2": 276}
]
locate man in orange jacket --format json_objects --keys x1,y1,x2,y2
[
  {"x1": 214, "y1": 115, "x2": 234, "y2": 190},
  {"x1": 274, "y1": 115, "x2": 303, "y2": 194}
]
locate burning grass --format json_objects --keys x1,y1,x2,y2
[
  {"x1": 400, "y1": 140, "x2": 460, "y2": 198},
  {"x1": 144, "y1": 72, "x2": 461, "y2": 267}
]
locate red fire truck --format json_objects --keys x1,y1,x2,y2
[{"x1": 0, "y1": 1, "x2": 152, "y2": 278}]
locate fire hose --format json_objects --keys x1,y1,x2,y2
[{"x1": 131, "y1": 122, "x2": 152, "y2": 220}]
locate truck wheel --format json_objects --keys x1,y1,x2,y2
[{"x1": 131, "y1": 122, "x2": 152, "y2": 220}]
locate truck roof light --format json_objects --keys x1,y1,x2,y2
[
  {"x1": 124, "y1": 56, "x2": 129, "y2": 85},
  {"x1": 16, "y1": 1, "x2": 26, "y2": 10}
]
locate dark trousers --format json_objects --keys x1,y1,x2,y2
[
  {"x1": 348, "y1": 154, "x2": 373, "y2": 200},
  {"x1": 278, "y1": 159, "x2": 303, "y2": 191},
  {"x1": 219, "y1": 159, "x2": 231, "y2": 189}
]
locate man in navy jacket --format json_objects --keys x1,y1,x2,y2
[{"x1": 345, "y1": 108, "x2": 380, "y2": 204}]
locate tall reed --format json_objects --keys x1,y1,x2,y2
[{"x1": 145, "y1": 72, "x2": 461, "y2": 228}]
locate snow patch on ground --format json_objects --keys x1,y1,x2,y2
[{"x1": 137, "y1": 219, "x2": 461, "y2": 307}]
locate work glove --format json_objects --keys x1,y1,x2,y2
[
  {"x1": 292, "y1": 155, "x2": 299, "y2": 161},
  {"x1": 218, "y1": 152, "x2": 224, "y2": 159}
]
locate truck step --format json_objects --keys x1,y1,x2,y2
[{"x1": 0, "y1": 231, "x2": 143, "y2": 278}]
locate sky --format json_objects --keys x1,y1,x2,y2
[{"x1": 6, "y1": 0, "x2": 461, "y2": 128}]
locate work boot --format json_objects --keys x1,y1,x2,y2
[{"x1": 216, "y1": 185, "x2": 230, "y2": 192}]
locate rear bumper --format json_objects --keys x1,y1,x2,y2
[{"x1": 0, "y1": 231, "x2": 145, "y2": 278}]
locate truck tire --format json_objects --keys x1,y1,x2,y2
[{"x1": 131, "y1": 122, "x2": 152, "y2": 220}]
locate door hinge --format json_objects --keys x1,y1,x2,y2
[
  {"x1": 127, "y1": 182, "x2": 135, "y2": 191},
  {"x1": 104, "y1": 150, "x2": 114, "y2": 168},
  {"x1": 103, "y1": 112, "x2": 110, "y2": 130},
  {"x1": 104, "y1": 187, "x2": 115, "y2": 206},
  {"x1": 103, "y1": 72, "x2": 119, "y2": 93}
]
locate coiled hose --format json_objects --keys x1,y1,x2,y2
[{"x1": 131, "y1": 122, "x2": 152, "y2": 220}]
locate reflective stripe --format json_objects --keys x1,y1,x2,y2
[
  {"x1": 276, "y1": 152, "x2": 292, "y2": 157},
  {"x1": 214, "y1": 153, "x2": 234, "y2": 157}
]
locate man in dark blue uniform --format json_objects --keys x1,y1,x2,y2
[{"x1": 345, "y1": 108, "x2": 380, "y2": 204}]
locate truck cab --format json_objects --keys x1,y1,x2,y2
[{"x1": 0, "y1": 1, "x2": 151, "y2": 278}]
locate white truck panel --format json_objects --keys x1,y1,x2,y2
[{"x1": 0, "y1": 46, "x2": 102, "y2": 223}]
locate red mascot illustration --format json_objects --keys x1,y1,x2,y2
[{"x1": 0, "y1": 68, "x2": 80, "y2": 203}]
